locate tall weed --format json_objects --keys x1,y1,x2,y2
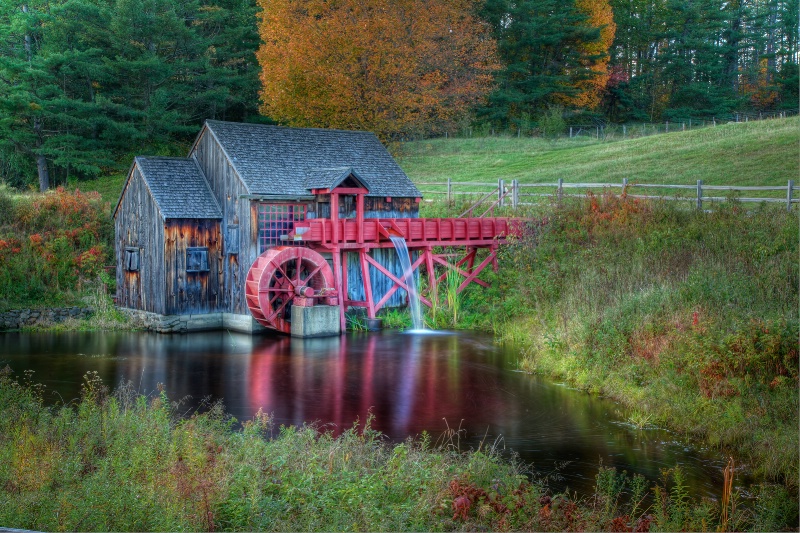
[{"x1": 465, "y1": 194, "x2": 799, "y2": 486}]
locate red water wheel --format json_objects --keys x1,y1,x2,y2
[{"x1": 245, "y1": 246, "x2": 336, "y2": 334}]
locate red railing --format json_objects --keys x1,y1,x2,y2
[{"x1": 290, "y1": 217, "x2": 522, "y2": 248}]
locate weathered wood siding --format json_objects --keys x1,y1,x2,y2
[
  {"x1": 114, "y1": 166, "x2": 166, "y2": 314},
  {"x1": 163, "y1": 219, "x2": 222, "y2": 315},
  {"x1": 365, "y1": 196, "x2": 418, "y2": 219},
  {"x1": 191, "y1": 130, "x2": 251, "y2": 315}
]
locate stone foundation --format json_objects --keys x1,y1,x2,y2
[
  {"x1": 118, "y1": 309, "x2": 270, "y2": 334},
  {"x1": 0, "y1": 307, "x2": 95, "y2": 330}
]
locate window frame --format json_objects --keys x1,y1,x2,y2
[
  {"x1": 124, "y1": 247, "x2": 140, "y2": 272},
  {"x1": 226, "y1": 224, "x2": 239, "y2": 255},
  {"x1": 257, "y1": 203, "x2": 306, "y2": 253},
  {"x1": 186, "y1": 246, "x2": 210, "y2": 273}
]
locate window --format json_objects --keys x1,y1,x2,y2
[
  {"x1": 186, "y1": 247, "x2": 209, "y2": 272},
  {"x1": 226, "y1": 225, "x2": 239, "y2": 255},
  {"x1": 124, "y1": 247, "x2": 139, "y2": 272},
  {"x1": 257, "y1": 203, "x2": 306, "y2": 253}
]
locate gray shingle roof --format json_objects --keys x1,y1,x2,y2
[
  {"x1": 203, "y1": 121, "x2": 421, "y2": 198},
  {"x1": 135, "y1": 157, "x2": 222, "y2": 219}
]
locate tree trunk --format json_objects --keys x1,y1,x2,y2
[{"x1": 36, "y1": 154, "x2": 50, "y2": 191}]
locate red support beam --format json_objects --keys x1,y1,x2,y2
[
  {"x1": 332, "y1": 250, "x2": 346, "y2": 331},
  {"x1": 359, "y1": 249, "x2": 376, "y2": 318},
  {"x1": 364, "y1": 253, "x2": 431, "y2": 313},
  {"x1": 457, "y1": 251, "x2": 496, "y2": 294},
  {"x1": 330, "y1": 192, "x2": 339, "y2": 244},
  {"x1": 356, "y1": 193, "x2": 364, "y2": 244},
  {"x1": 424, "y1": 247, "x2": 437, "y2": 310},
  {"x1": 432, "y1": 253, "x2": 490, "y2": 289}
]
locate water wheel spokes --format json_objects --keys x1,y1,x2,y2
[{"x1": 246, "y1": 246, "x2": 335, "y2": 334}]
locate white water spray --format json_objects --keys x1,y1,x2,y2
[{"x1": 389, "y1": 234, "x2": 424, "y2": 331}]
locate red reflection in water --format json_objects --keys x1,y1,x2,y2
[{"x1": 246, "y1": 333, "x2": 476, "y2": 437}]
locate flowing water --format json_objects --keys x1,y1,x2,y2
[
  {"x1": 388, "y1": 235, "x2": 424, "y2": 330},
  {"x1": 0, "y1": 329, "x2": 734, "y2": 498}
]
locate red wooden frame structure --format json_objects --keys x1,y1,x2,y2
[
  {"x1": 246, "y1": 185, "x2": 522, "y2": 333},
  {"x1": 290, "y1": 188, "x2": 521, "y2": 331}
]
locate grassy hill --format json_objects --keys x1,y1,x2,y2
[{"x1": 398, "y1": 117, "x2": 799, "y2": 189}]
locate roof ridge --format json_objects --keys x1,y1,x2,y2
[
  {"x1": 135, "y1": 155, "x2": 193, "y2": 161},
  {"x1": 205, "y1": 119, "x2": 377, "y2": 137}
]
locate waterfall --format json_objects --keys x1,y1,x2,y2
[{"x1": 388, "y1": 235, "x2": 424, "y2": 330}]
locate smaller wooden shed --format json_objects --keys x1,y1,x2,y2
[{"x1": 113, "y1": 157, "x2": 223, "y2": 316}]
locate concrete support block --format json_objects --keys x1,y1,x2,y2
[{"x1": 291, "y1": 305, "x2": 341, "y2": 338}]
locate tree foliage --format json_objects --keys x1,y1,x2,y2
[
  {"x1": 565, "y1": 0, "x2": 616, "y2": 109},
  {"x1": 255, "y1": 0, "x2": 499, "y2": 139},
  {"x1": 479, "y1": 0, "x2": 607, "y2": 127},
  {"x1": 605, "y1": 0, "x2": 799, "y2": 121},
  {"x1": 0, "y1": 0, "x2": 260, "y2": 190}
]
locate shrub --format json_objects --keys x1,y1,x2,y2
[{"x1": 0, "y1": 187, "x2": 113, "y2": 310}]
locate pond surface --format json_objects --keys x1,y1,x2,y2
[{"x1": 0, "y1": 329, "x2": 730, "y2": 498}]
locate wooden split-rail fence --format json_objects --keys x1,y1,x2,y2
[{"x1": 419, "y1": 178, "x2": 799, "y2": 216}]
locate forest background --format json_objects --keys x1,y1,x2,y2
[{"x1": 0, "y1": 0, "x2": 797, "y2": 191}]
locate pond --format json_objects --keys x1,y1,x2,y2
[{"x1": 0, "y1": 329, "x2": 731, "y2": 498}]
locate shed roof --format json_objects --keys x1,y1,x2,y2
[
  {"x1": 304, "y1": 167, "x2": 369, "y2": 191},
  {"x1": 129, "y1": 157, "x2": 222, "y2": 219},
  {"x1": 201, "y1": 120, "x2": 421, "y2": 198}
]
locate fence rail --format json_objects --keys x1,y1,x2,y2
[{"x1": 418, "y1": 178, "x2": 798, "y2": 213}]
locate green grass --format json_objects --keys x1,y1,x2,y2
[
  {"x1": 398, "y1": 117, "x2": 799, "y2": 189},
  {"x1": 447, "y1": 195, "x2": 799, "y2": 491},
  {"x1": 69, "y1": 172, "x2": 128, "y2": 210}
]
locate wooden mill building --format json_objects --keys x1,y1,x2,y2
[{"x1": 114, "y1": 120, "x2": 422, "y2": 332}]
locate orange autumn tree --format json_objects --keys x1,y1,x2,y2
[
  {"x1": 565, "y1": 0, "x2": 616, "y2": 109},
  {"x1": 256, "y1": 0, "x2": 498, "y2": 139}
]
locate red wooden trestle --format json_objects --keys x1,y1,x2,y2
[
  {"x1": 246, "y1": 184, "x2": 522, "y2": 333},
  {"x1": 287, "y1": 213, "x2": 521, "y2": 331}
]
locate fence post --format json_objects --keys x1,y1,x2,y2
[
  {"x1": 623, "y1": 124, "x2": 627, "y2": 138},
  {"x1": 557, "y1": 178, "x2": 564, "y2": 203},
  {"x1": 622, "y1": 177, "x2": 628, "y2": 195},
  {"x1": 682, "y1": 122, "x2": 685, "y2": 131},
  {"x1": 512, "y1": 179, "x2": 519, "y2": 210},
  {"x1": 447, "y1": 177, "x2": 452, "y2": 204},
  {"x1": 666, "y1": 121, "x2": 669, "y2": 133},
  {"x1": 498, "y1": 179, "x2": 505, "y2": 207},
  {"x1": 713, "y1": 117, "x2": 716, "y2": 126},
  {"x1": 696, "y1": 180, "x2": 703, "y2": 210},
  {"x1": 569, "y1": 126, "x2": 573, "y2": 138},
  {"x1": 788, "y1": 180, "x2": 794, "y2": 212}
]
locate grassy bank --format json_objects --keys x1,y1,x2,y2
[
  {"x1": 0, "y1": 185, "x2": 126, "y2": 328},
  {"x1": 1, "y1": 367, "x2": 797, "y2": 532},
  {"x1": 431, "y1": 194, "x2": 798, "y2": 492},
  {"x1": 398, "y1": 116, "x2": 799, "y2": 188}
]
